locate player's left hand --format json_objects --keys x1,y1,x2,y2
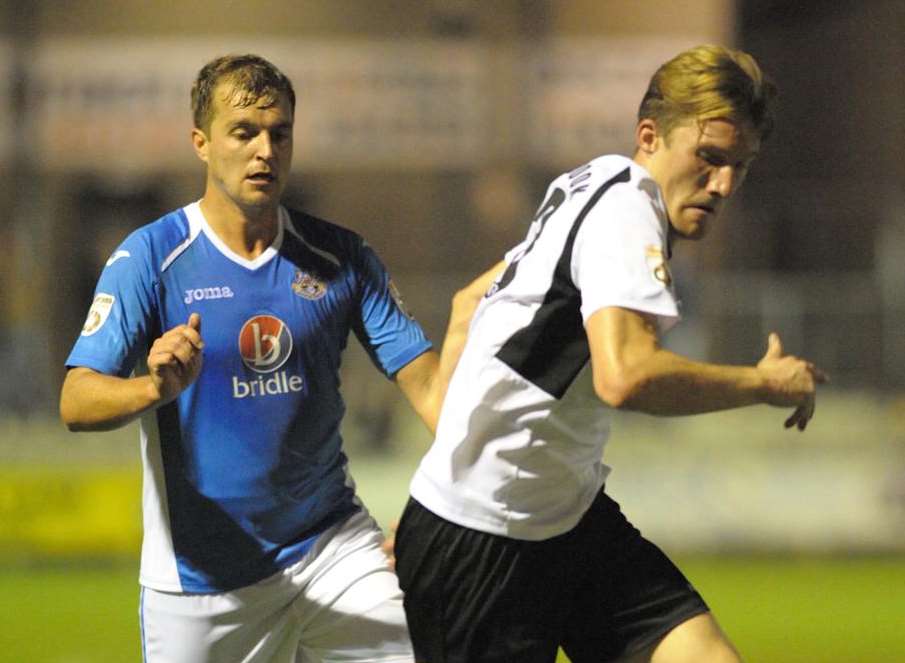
[{"x1": 756, "y1": 333, "x2": 828, "y2": 431}]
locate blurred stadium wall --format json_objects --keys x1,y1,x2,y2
[{"x1": 1, "y1": 1, "x2": 904, "y2": 561}]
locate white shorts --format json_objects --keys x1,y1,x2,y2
[{"x1": 140, "y1": 509, "x2": 414, "y2": 663}]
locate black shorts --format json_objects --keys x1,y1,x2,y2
[{"x1": 395, "y1": 490, "x2": 708, "y2": 663}]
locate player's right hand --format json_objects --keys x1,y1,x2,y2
[
  {"x1": 381, "y1": 519, "x2": 399, "y2": 571},
  {"x1": 755, "y1": 332, "x2": 828, "y2": 431},
  {"x1": 147, "y1": 313, "x2": 204, "y2": 404}
]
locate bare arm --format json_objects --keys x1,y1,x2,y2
[
  {"x1": 395, "y1": 261, "x2": 506, "y2": 434},
  {"x1": 587, "y1": 306, "x2": 827, "y2": 430},
  {"x1": 61, "y1": 368, "x2": 167, "y2": 431},
  {"x1": 60, "y1": 313, "x2": 204, "y2": 432}
]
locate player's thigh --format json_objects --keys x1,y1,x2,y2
[
  {"x1": 561, "y1": 492, "x2": 709, "y2": 663},
  {"x1": 395, "y1": 497, "x2": 576, "y2": 663},
  {"x1": 140, "y1": 581, "x2": 301, "y2": 663},
  {"x1": 294, "y1": 510, "x2": 413, "y2": 663},
  {"x1": 618, "y1": 613, "x2": 741, "y2": 663}
]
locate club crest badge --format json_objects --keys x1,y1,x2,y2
[
  {"x1": 291, "y1": 270, "x2": 327, "y2": 300},
  {"x1": 645, "y1": 245, "x2": 672, "y2": 287},
  {"x1": 81, "y1": 293, "x2": 115, "y2": 336}
]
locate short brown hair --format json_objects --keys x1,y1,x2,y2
[
  {"x1": 638, "y1": 45, "x2": 777, "y2": 141},
  {"x1": 191, "y1": 54, "x2": 296, "y2": 131}
]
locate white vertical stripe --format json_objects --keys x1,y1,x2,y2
[{"x1": 136, "y1": 358, "x2": 183, "y2": 591}]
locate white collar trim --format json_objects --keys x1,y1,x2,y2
[{"x1": 184, "y1": 202, "x2": 285, "y2": 270}]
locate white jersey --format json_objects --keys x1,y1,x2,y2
[{"x1": 410, "y1": 155, "x2": 679, "y2": 540}]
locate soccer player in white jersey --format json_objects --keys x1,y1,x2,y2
[
  {"x1": 395, "y1": 45, "x2": 827, "y2": 662},
  {"x1": 59, "y1": 54, "x2": 494, "y2": 663}
]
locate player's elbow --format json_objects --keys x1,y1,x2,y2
[
  {"x1": 62, "y1": 418, "x2": 90, "y2": 433},
  {"x1": 60, "y1": 401, "x2": 115, "y2": 432},
  {"x1": 59, "y1": 389, "x2": 87, "y2": 431},
  {"x1": 593, "y1": 370, "x2": 644, "y2": 410},
  {"x1": 59, "y1": 371, "x2": 97, "y2": 431},
  {"x1": 60, "y1": 402, "x2": 81, "y2": 431}
]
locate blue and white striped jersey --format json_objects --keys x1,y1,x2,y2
[{"x1": 66, "y1": 202, "x2": 431, "y2": 593}]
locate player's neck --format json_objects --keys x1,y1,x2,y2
[{"x1": 199, "y1": 193, "x2": 280, "y2": 261}]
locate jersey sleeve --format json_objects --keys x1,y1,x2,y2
[
  {"x1": 352, "y1": 241, "x2": 433, "y2": 377},
  {"x1": 65, "y1": 232, "x2": 158, "y2": 377},
  {"x1": 573, "y1": 182, "x2": 679, "y2": 330}
]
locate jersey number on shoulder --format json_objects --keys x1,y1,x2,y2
[{"x1": 489, "y1": 187, "x2": 566, "y2": 296}]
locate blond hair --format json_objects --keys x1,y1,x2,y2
[{"x1": 638, "y1": 45, "x2": 777, "y2": 140}]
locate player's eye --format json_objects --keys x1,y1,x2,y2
[{"x1": 697, "y1": 149, "x2": 726, "y2": 167}]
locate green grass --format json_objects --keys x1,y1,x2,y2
[
  {"x1": 3, "y1": 557, "x2": 904, "y2": 663},
  {"x1": 679, "y1": 556, "x2": 905, "y2": 663},
  {"x1": 0, "y1": 564, "x2": 139, "y2": 663}
]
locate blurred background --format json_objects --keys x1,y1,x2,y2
[{"x1": 1, "y1": 1, "x2": 904, "y2": 661}]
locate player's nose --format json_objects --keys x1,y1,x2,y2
[
  {"x1": 707, "y1": 165, "x2": 736, "y2": 198},
  {"x1": 255, "y1": 132, "x2": 275, "y2": 160}
]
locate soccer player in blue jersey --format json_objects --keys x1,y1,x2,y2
[{"x1": 59, "y1": 54, "x2": 495, "y2": 663}]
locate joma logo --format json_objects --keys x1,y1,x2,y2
[{"x1": 184, "y1": 286, "x2": 235, "y2": 304}]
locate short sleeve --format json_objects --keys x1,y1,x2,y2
[
  {"x1": 573, "y1": 182, "x2": 679, "y2": 330},
  {"x1": 65, "y1": 233, "x2": 158, "y2": 377},
  {"x1": 352, "y1": 241, "x2": 432, "y2": 377}
]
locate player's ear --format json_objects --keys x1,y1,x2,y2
[
  {"x1": 635, "y1": 118, "x2": 660, "y2": 155},
  {"x1": 191, "y1": 127, "x2": 210, "y2": 164}
]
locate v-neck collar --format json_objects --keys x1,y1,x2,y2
[{"x1": 184, "y1": 201, "x2": 285, "y2": 271}]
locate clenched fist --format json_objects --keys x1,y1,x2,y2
[{"x1": 147, "y1": 313, "x2": 204, "y2": 405}]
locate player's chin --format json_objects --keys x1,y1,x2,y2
[
  {"x1": 241, "y1": 190, "x2": 281, "y2": 209},
  {"x1": 672, "y1": 217, "x2": 708, "y2": 241}
]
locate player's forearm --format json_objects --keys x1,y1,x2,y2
[
  {"x1": 603, "y1": 349, "x2": 767, "y2": 416},
  {"x1": 416, "y1": 354, "x2": 443, "y2": 435},
  {"x1": 401, "y1": 311, "x2": 474, "y2": 435},
  {"x1": 398, "y1": 263, "x2": 504, "y2": 435},
  {"x1": 440, "y1": 261, "x2": 505, "y2": 376},
  {"x1": 434, "y1": 285, "x2": 485, "y2": 395},
  {"x1": 60, "y1": 368, "x2": 163, "y2": 432}
]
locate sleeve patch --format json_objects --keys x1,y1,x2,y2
[
  {"x1": 645, "y1": 245, "x2": 672, "y2": 287},
  {"x1": 80, "y1": 293, "x2": 116, "y2": 336}
]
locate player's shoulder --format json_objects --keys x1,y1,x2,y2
[
  {"x1": 571, "y1": 155, "x2": 664, "y2": 214},
  {"x1": 283, "y1": 207, "x2": 366, "y2": 258},
  {"x1": 120, "y1": 207, "x2": 195, "y2": 261},
  {"x1": 581, "y1": 155, "x2": 654, "y2": 195},
  {"x1": 560, "y1": 156, "x2": 668, "y2": 246},
  {"x1": 100, "y1": 206, "x2": 196, "y2": 278}
]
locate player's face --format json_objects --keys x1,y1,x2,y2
[
  {"x1": 195, "y1": 83, "x2": 294, "y2": 212},
  {"x1": 641, "y1": 117, "x2": 759, "y2": 240}
]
